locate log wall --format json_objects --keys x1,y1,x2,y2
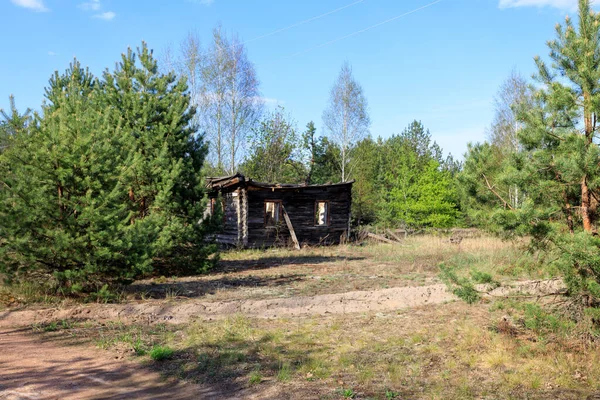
[
  {"x1": 245, "y1": 184, "x2": 352, "y2": 248},
  {"x1": 213, "y1": 191, "x2": 240, "y2": 246}
]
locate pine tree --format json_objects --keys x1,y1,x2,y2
[
  {"x1": 0, "y1": 61, "x2": 136, "y2": 290},
  {"x1": 485, "y1": 0, "x2": 600, "y2": 301},
  {"x1": 350, "y1": 137, "x2": 379, "y2": 225},
  {"x1": 302, "y1": 121, "x2": 340, "y2": 185},
  {"x1": 0, "y1": 44, "x2": 213, "y2": 293},
  {"x1": 0, "y1": 95, "x2": 31, "y2": 153},
  {"x1": 376, "y1": 121, "x2": 458, "y2": 228},
  {"x1": 523, "y1": 0, "x2": 600, "y2": 234},
  {"x1": 102, "y1": 42, "x2": 211, "y2": 273}
]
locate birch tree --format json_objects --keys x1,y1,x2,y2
[
  {"x1": 202, "y1": 27, "x2": 262, "y2": 174},
  {"x1": 488, "y1": 70, "x2": 531, "y2": 155},
  {"x1": 323, "y1": 62, "x2": 370, "y2": 182},
  {"x1": 178, "y1": 32, "x2": 204, "y2": 127},
  {"x1": 486, "y1": 71, "x2": 532, "y2": 209}
]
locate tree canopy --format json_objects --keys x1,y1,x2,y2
[{"x1": 0, "y1": 43, "x2": 215, "y2": 293}]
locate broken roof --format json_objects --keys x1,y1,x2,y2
[{"x1": 206, "y1": 173, "x2": 354, "y2": 191}]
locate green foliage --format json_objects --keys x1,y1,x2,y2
[
  {"x1": 88, "y1": 284, "x2": 119, "y2": 303},
  {"x1": 439, "y1": 264, "x2": 481, "y2": 304},
  {"x1": 303, "y1": 121, "x2": 340, "y2": 185},
  {"x1": 133, "y1": 338, "x2": 148, "y2": 356},
  {"x1": 459, "y1": 142, "x2": 513, "y2": 227},
  {"x1": 521, "y1": 303, "x2": 576, "y2": 337},
  {"x1": 461, "y1": 1, "x2": 600, "y2": 303},
  {"x1": 150, "y1": 345, "x2": 175, "y2": 361},
  {"x1": 0, "y1": 43, "x2": 216, "y2": 293},
  {"x1": 241, "y1": 107, "x2": 306, "y2": 183},
  {"x1": 36, "y1": 319, "x2": 72, "y2": 332},
  {"x1": 470, "y1": 270, "x2": 499, "y2": 288},
  {"x1": 376, "y1": 121, "x2": 459, "y2": 228},
  {"x1": 551, "y1": 232, "x2": 600, "y2": 299},
  {"x1": 276, "y1": 363, "x2": 292, "y2": 382},
  {"x1": 350, "y1": 137, "x2": 379, "y2": 224},
  {"x1": 248, "y1": 370, "x2": 263, "y2": 385},
  {"x1": 458, "y1": 71, "x2": 532, "y2": 227},
  {"x1": 0, "y1": 95, "x2": 31, "y2": 154}
]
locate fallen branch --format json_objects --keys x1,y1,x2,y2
[
  {"x1": 483, "y1": 291, "x2": 567, "y2": 299},
  {"x1": 367, "y1": 232, "x2": 400, "y2": 244},
  {"x1": 386, "y1": 229, "x2": 404, "y2": 242}
]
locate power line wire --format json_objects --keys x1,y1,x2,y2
[
  {"x1": 243, "y1": 0, "x2": 367, "y2": 46},
  {"x1": 167, "y1": 0, "x2": 367, "y2": 68},
  {"x1": 289, "y1": 0, "x2": 444, "y2": 57},
  {"x1": 166, "y1": 0, "x2": 445, "y2": 90}
]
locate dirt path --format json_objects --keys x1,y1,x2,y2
[
  {"x1": 0, "y1": 328, "x2": 233, "y2": 400},
  {"x1": 0, "y1": 279, "x2": 566, "y2": 400},
  {"x1": 0, "y1": 279, "x2": 565, "y2": 328}
]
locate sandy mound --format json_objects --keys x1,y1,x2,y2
[{"x1": 0, "y1": 279, "x2": 565, "y2": 328}]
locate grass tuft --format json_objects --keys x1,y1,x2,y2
[
  {"x1": 150, "y1": 345, "x2": 174, "y2": 361},
  {"x1": 248, "y1": 370, "x2": 262, "y2": 385}
]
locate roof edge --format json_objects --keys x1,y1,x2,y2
[{"x1": 206, "y1": 174, "x2": 354, "y2": 190}]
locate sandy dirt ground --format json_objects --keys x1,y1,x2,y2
[
  {"x1": 0, "y1": 279, "x2": 565, "y2": 400},
  {"x1": 0, "y1": 279, "x2": 564, "y2": 329},
  {"x1": 0, "y1": 327, "x2": 235, "y2": 400}
]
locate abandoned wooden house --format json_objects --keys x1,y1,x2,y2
[{"x1": 206, "y1": 174, "x2": 353, "y2": 248}]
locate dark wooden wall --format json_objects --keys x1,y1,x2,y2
[
  {"x1": 213, "y1": 191, "x2": 240, "y2": 246},
  {"x1": 245, "y1": 184, "x2": 352, "y2": 248}
]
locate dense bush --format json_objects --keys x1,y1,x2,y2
[{"x1": 0, "y1": 43, "x2": 216, "y2": 293}]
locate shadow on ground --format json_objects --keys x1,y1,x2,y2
[
  {"x1": 127, "y1": 255, "x2": 364, "y2": 300},
  {"x1": 127, "y1": 274, "x2": 306, "y2": 300},
  {"x1": 0, "y1": 329, "x2": 224, "y2": 400},
  {"x1": 214, "y1": 255, "x2": 365, "y2": 274}
]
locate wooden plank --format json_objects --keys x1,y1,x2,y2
[
  {"x1": 386, "y1": 229, "x2": 404, "y2": 242},
  {"x1": 367, "y1": 232, "x2": 399, "y2": 245},
  {"x1": 281, "y1": 204, "x2": 301, "y2": 250}
]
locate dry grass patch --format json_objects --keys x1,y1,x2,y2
[
  {"x1": 125, "y1": 235, "x2": 541, "y2": 305},
  {"x1": 48, "y1": 301, "x2": 600, "y2": 399},
  {"x1": 1, "y1": 234, "x2": 543, "y2": 308}
]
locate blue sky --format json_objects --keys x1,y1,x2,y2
[{"x1": 0, "y1": 0, "x2": 580, "y2": 159}]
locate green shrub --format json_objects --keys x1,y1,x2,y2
[
  {"x1": 248, "y1": 370, "x2": 262, "y2": 385},
  {"x1": 470, "y1": 270, "x2": 497, "y2": 286},
  {"x1": 150, "y1": 345, "x2": 174, "y2": 361},
  {"x1": 521, "y1": 303, "x2": 575, "y2": 336},
  {"x1": 439, "y1": 264, "x2": 481, "y2": 304}
]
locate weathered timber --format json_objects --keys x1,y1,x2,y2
[
  {"x1": 281, "y1": 204, "x2": 300, "y2": 250},
  {"x1": 367, "y1": 232, "x2": 400, "y2": 244},
  {"x1": 206, "y1": 174, "x2": 353, "y2": 248},
  {"x1": 386, "y1": 229, "x2": 404, "y2": 242}
]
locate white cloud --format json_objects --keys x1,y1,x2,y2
[
  {"x1": 79, "y1": 0, "x2": 101, "y2": 11},
  {"x1": 93, "y1": 11, "x2": 116, "y2": 20},
  {"x1": 498, "y1": 0, "x2": 577, "y2": 10},
  {"x1": 48, "y1": 51, "x2": 57, "y2": 56},
  {"x1": 10, "y1": 0, "x2": 49, "y2": 12},
  {"x1": 80, "y1": 0, "x2": 115, "y2": 21}
]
